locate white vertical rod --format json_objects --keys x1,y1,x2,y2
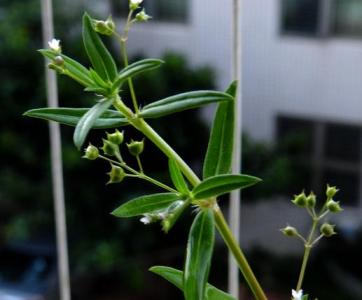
[
  {"x1": 40, "y1": 1, "x2": 71, "y2": 300},
  {"x1": 229, "y1": 0, "x2": 242, "y2": 298}
]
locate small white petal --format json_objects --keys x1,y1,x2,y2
[
  {"x1": 140, "y1": 216, "x2": 151, "y2": 224},
  {"x1": 130, "y1": 0, "x2": 143, "y2": 4},
  {"x1": 292, "y1": 289, "x2": 303, "y2": 300},
  {"x1": 48, "y1": 38, "x2": 61, "y2": 51}
]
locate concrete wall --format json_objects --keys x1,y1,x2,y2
[
  {"x1": 118, "y1": 0, "x2": 362, "y2": 143},
  {"x1": 242, "y1": 0, "x2": 362, "y2": 141},
  {"x1": 121, "y1": 0, "x2": 234, "y2": 91}
]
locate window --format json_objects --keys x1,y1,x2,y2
[
  {"x1": 277, "y1": 116, "x2": 361, "y2": 206},
  {"x1": 333, "y1": 0, "x2": 362, "y2": 37},
  {"x1": 281, "y1": 0, "x2": 362, "y2": 38},
  {"x1": 281, "y1": 0, "x2": 320, "y2": 35},
  {"x1": 109, "y1": 0, "x2": 189, "y2": 23}
]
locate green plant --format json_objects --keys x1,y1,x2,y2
[{"x1": 24, "y1": 1, "x2": 343, "y2": 299}]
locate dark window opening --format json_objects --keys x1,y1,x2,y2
[
  {"x1": 277, "y1": 115, "x2": 360, "y2": 206},
  {"x1": 281, "y1": 0, "x2": 320, "y2": 35}
]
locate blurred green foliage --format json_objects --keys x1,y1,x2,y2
[{"x1": 0, "y1": 1, "x2": 213, "y2": 296}]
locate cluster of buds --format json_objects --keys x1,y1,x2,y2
[
  {"x1": 99, "y1": 129, "x2": 124, "y2": 157},
  {"x1": 291, "y1": 191, "x2": 316, "y2": 208},
  {"x1": 83, "y1": 129, "x2": 146, "y2": 184},
  {"x1": 282, "y1": 185, "x2": 343, "y2": 242}
]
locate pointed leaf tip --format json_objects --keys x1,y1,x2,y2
[
  {"x1": 203, "y1": 81, "x2": 237, "y2": 179},
  {"x1": 150, "y1": 266, "x2": 236, "y2": 300},
  {"x1": 140, "y1": 90, "x2": 233, "y2": 119},
  {"x1": 112, "y1": 193, "x2": 180, "y2": 218},
  {"x1": 193, "y1": 174, "x2": 261, "y2": 199}
]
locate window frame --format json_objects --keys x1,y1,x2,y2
[
  {"x1": 279, "y1": 0, "x2": 362, "y2": 39},
  {"x1": 276, "y1": 115, "x2": 362, "y2": 207}
]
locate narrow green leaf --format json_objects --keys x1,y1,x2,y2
[
  {"x1": 192, "y1": 174, "x2": 261, "y2": 199},
  {"x1": 84, "y1": 87, "x2": 109, "y2": 95},
  {"x1": 184, "y1": 209, "x2": 215, "y2": 300},
  {"x1": 39, "y1": 49, "x2": 94, "y2": 87},
  {"x1": 73, "y1": 98, "x2": 113, "y2": 149},
  {"x1": 112, "y1": 58, "x2": 164, "y2": 90},
  {"x1": 150, "y1": 266, "x2": 183, "y2": 289},
  {"x1": 168, "y1": 159, "x2": 189, "y2": 195},
  {"x1": 24, "y1": 107, "x2": 128, "y2": 129},
  {"x1": 89, "y1": 68, "x2": 110, "y2": 89},
  {"x1": 203, "y1": 81, "x2": 237, "y2": 179},
  {"x1": 82, "y1": 13, "x2": 117, "y2": 81},
  {"x1": 139, "y1": 91, "x2": 233, "y2": 118},
  {"x1": 112, "y1": 193, "x2": 180, "y2": 218},
  {"x1": 149, "y1": 266, "x2": 236, "y2": 300}
]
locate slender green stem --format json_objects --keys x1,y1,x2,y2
[
  {"x1": 214, "y1": 205, "x2": 268, "y2": 300},
  {"x1": 117, "y1": 11, "x2": 139, "y2": 113},
  {"x1": 136, "y1": 155, "x2": 144, "y2": 173},
  {"x1": 113, "y1": 97, "x2": 200, "y2": 186},
  {"x1": 296, "y1": 218, "x2": 318, "y2": 291},
  {"x1": 112, "y1": 35, "x2": 267, "y2": 300},
  {"x1": 99, "y1": 154, "x2": 176, "y2": 193},
  {"x1": 296, "y1": 246, "x2": 312, "y2": 292},
  {"x1": 138, "y1": 173, "x2": 176, "y2": 193},
  {"x1": 120, "y1": 41, "x2": 139, "y2": 112},
  {"x1": 113, "y1": 98, "x2": 267, "y2": 299}
]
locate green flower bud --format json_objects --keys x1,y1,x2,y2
[
  {"x1": 135, "y1": 9, "x2": 152, "y2": 22},
  {"x1": 83, "y1": 144, "x2": 99, "y2": 160},
  {"x1": 48, "y1": 63, "x2": 64, "y2": 74},
  {"x1": 127, "y1": 139, "x2": 144, "y2": 156},
  {"x1": 281, "y1": 225, "x2": 299, "y2": 237},
  {"x1": 320, "y1": 223, "x2": 336, "y2": 237},
  {"x1": 107, "y1": 165, "x2": 125, "y2": 184},
  {"x1": 107, "y1": 129, "x2": 124, "y2": 145},
  {"x1": 306, "y1": 192, "x2": 316, "y2": 208},
  {"x1": 101, "y1": 139, "x2": 119, "y2": 156},
  {"x1": 326, "y1": 199, "x2": 343, "y2": 213},
  {"x1": 292, "y1": 192, "x2": 307, "y2": 208},
  {"x1": 326, "y1": 184, "x2": 339, "y2": 198},
  {"x1": 94, "y1": 16, "x2": 115, "y2": 36},
  {"x1": 105, "y1": 16, "x2": 115, "y2": 31},
  {"x1": 53, "y1": 55, "x2": 64, "y2": 66}
]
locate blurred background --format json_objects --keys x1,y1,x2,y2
[{"x1": 1, "y1": 0, "x2": 362, "y2": 299}]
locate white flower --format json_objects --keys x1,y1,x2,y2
[
  {"x1": 292, "y1": 289, "x2": 303, "y2": 300},
  {"x1": 48, "y1": 38, "x2": 61, "y2": 52},
  {"x1": 129, "y1": 0, "x2": 143, "y2": 10},
  {"x1": 130, "y1": 0, "x2": 143, "y2": 4},
  {"x1": 140, "y1": 215, "x2": 152, "y2": 225}
]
